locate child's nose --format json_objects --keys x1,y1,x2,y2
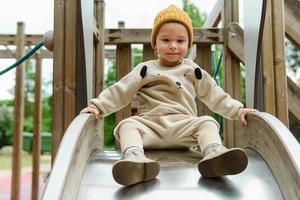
[{"x1": 169, "y1": 41, "x2": 177, "y2": 49}]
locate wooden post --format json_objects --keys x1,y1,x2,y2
[
  {"x1": 221, "y1": 0, "x2": 240, "y2": 148},
  {"x1": 115, "y1": 44, "x2": 132, "y2": 124},
  {"x1": 31, "y1": 53, "x2": 42, "y2": 200},
  {"x1": 195, "y1": 44, "x2": 213, "y2": 116},
  {"x1": 143, "y1": 44, "x2": 155, "y2": 61},
  {"x1": 52, "y1": 0, "x2": 66, "y2": 162},
  {"x1": 262, "y1": 0, "x2": 276, "y2": 116},
  {"x1": 11, "y1": 22, "x2": 25, "y2": 200},
  {"x1": 115, "y1": 22, "x2": 132, "y2": 125},
  {"x1": 271, "y1": 0, "x2": 289, "y2": 126},
  {"x1": 93, "y1": 0, "x2": 105, "y2": 149},
  {"x1": 52, "y1": 0, "x2": 78, "y2": 161},
  {"x1": 262, "y1": 0, "x2": 288, "y2": 126},
  {"x1": 94, "y1": 0, "x2": 105, "y2": 96}
]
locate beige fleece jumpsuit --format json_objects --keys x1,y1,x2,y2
[{"x1": 90, "y1": 58, "x2": 243, "y2": 153}]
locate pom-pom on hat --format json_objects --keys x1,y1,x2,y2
[{"x1": 151, "y1": 4, "x2": 193, "y2": 49}]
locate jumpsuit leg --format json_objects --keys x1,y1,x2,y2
[
  {"x1": 118, "y1": 121, "x2": 144, "y2": 153},
  {"x1": 113, "y1": 121, "x2": 160, "y2": 186},
  {"x1": 195, "y1": 121, "x2": 248, "y2": 177},
  {"x1": 194, "y1": 120, "x2": 222, "y2": 152}
]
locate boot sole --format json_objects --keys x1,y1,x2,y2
[
  {"x1": 112, "y1": 160, "x2": 160, "y2": 186},
  {"x1": 198, "y1": 148, "x2": 248, "y2": 177}
]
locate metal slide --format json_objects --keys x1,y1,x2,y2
[{"x1": 42, "y1": 113, "x2": 300, "y2": 200}]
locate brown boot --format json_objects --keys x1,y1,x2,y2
[
  {"x1": 112, "y1": 148, "x2": 160, "y2": 186},
  {"x1": 198, "y1": 144, "x2": 248, "y2": 177}
]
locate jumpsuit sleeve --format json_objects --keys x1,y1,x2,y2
[
  {"x1": 195, "y1": 69, "x2": 244, "y2": 120},
  {"x1": 90, "y1": 65, "x2": 143, "y2": 117}
]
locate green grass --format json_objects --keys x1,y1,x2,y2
[{"x1": 0, "y1": 153, "x2": 51, "y2": 171}]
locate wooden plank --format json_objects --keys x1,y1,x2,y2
[
  {"x1": 271, "y1": 0, "x2": 289, "y2": 126},
  {"x1": 0, "y1": 28, "x2": 224, "y2": 46},
  {"x1": 93, "y1": 18, "x2": 100, "y2": 42},
  {"x1": 105, "y1": 28, "x2": 224, "y2": 44},
  {"x1": 227, "y1": 22, "x2": 244, "y2": 62},
  {"x1": 221, "y1": 0, "x2": 240, "y2": 148},
  {"x1": 284, "y1": 0, "x2": 300, "y2": 50},
  {"x1": 195, "y1": 44, "x2": 213, "y2": 117},
  {"x1": 94, "y1": 0, "x2": 105, "y2": 96},
  {"x1": 93, "y1": 0, "x2": 105, "y2": 149},
  {"x1": 115, "y1": 44, "x2": 132, "y2": 124},
  {"x1": 32, "y1": 53, "x2": 42, "y2": 200},
  {"x1": 0, "y1": 34, "x2": 43, "y2": 45},
  {"x1": 143, "y1": 43, "x2": 155, "y2": 61},
  {"x1": 203, "y1": 0, "x2": 223, "y2": 27},
  {"x1": 261, "y1": 0, "x2": 276, "y2": 116},
  {"x1": 52, "y1": 0, "x2": 66, "y2": 162},
  {"x1": 288, "y1": 77, "x2": 300, "y2": 124},
  {"x1": 64, "y1": 0, "x2": 77, "y2": 129},
  {"x1": 0, "y1": 49, "x2": 53, "y2": 58},
  {"x1": 11, "y1": 22, "x2": 25, "y2": 200}
]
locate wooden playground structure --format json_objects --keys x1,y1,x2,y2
[{"x1": 0, "y1": 0, "x2": 300, "y2": 199}]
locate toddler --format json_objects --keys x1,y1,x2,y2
[{"x1": 81, "y1": 5, "x2": 257, "y2": 186}]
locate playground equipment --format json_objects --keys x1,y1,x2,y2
[
  {"x1": 42, "y1": 0, "x2": 300, "y2": 199},
  {"x1": 1, "y1": 0, "x2": 300, "y2": 199}
]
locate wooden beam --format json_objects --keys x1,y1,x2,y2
[
  {"x1": 115, "y1": 44, "x2": 132, "y2": 125},
  {"x1": 0, "y1": 28, "x2": 224, "y2": 46},
  {"x1": 52, "y1": 0, "x2": 66, "y2": 162},
  {"x1": 222, "y1": 0, "x2": 240, "y2": 148},
  {"x1": 262, "y1": 0, "x2": 276, "y2": 116},
  {"x1": 227, "y1": 22, "x2": 244, "y2": 63},
  {"x1": 143, "y1": 44, "x2": 155, "y2": 61},
  {"x1": 0, "y1": 34, "x2": 43, "y2": 45},
  {"x1": 195, "y1": 44, "x2": 213, "y2": 117},
  {"x1": 272, "y1": 0, "x2": 289, "y2": 126},
  {"x1": 105, "y1": 28, "x2": 224, "y2": 44},
  {"x1": 11, "y1": 22, "x2": 25, "y2": 200},
  {"x1": 287, "y1": 77, "x2": 300, "y2": 125},
  {"x1": 0, "y1": 49, "x2": 53, "y2": 58},
  {"x1": 94, "y1": 0, "x2": 105, "y2": 96},
  {"x1": 31, "y1": 53, "x2": 42, "y2": 200},
  {"x1": 284, "y1": 0, "x2": 300, "y2": 48},
  {"x1": 203, "y1": 0, "x2": 223, "y2": 27}
]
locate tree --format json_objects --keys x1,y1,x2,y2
[{"x1": 182, "y1": 0, "x2": 206, "y2": 28}]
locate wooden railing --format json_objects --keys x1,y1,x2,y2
[{"x1": 0, "y1": 22, "x2": 47, "y2": 200}]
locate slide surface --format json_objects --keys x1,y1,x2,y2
[{"x1": 77, "y1": 149, "x2": 282, "y2": 200}]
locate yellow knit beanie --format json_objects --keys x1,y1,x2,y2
[{"x1": 151, "y1": 4, "x2": 193, "y2": 49}]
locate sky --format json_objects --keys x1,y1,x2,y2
[{"x1": 0, "y1": 0, "x2": 218, "y2": 99}]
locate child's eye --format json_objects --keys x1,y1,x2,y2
[
  {"x1": 162, "y1": 39, "x2": 169, "y2": 42},
  {"x1": 178, "y1": 40, "x2": 185, "y2": 43}
]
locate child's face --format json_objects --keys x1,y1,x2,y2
[{"x1": 155, "y1": 22, "x2": 189, "y2": 67}]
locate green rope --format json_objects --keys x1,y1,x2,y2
[
  {"x1": 213, "y1": 53, "x2": 222, "y2": 85},
  {"x1": 0, "y1": 41, "x2": 44, "y2": 76}
]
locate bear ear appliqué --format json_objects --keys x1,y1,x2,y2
[
  {"x1": 140, "y1": 65, "x2": 147, "y2": 78},
  {"x1": 194, "y1": 68, "x2": 202, "y2": 79}
]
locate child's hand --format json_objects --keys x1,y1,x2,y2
[
  {"x1": 80, "y1": 106, "x2": 100, "y2": 119},
  {"x1": 239, "y1": 108, "x2": 258, "y2": 126}
]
